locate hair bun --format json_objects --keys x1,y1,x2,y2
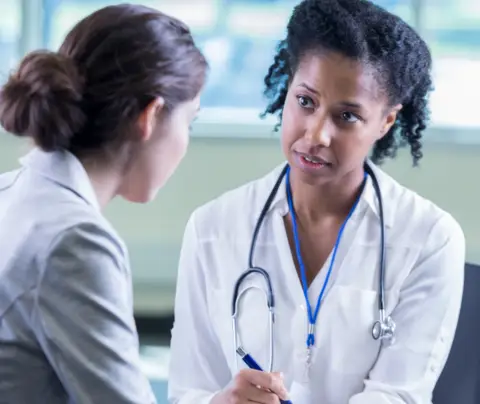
[{"x1": 0, "y1": 50, "x2": 86, "y2": 151}]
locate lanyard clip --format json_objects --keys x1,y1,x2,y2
[{"x1": 306, "y1": 323, "x2": 315, "y2": 347}]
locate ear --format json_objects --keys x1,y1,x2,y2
[
  {"x1": 379, "y1": 103, "x2": 402, "y2": 139},
  {"x1": 137, "y1": 97, "x2": 165, "y2": 142}
]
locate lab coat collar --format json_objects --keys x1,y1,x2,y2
[
  {"x1": 266, "y1": 161, "x2": 395, "y2": 227},
  {"x1": 19, "y1": 147, "x2": 101, "y2": 211},
  {"x1": 361, "y1": 161, "x2": 396, "y2": 227}
]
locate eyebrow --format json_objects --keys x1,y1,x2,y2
[
  {"x1": 338, "y1": 101, "x2": 363, "y2": 109},
  {"x1": 298, "y1": 82, "x2": 364, "y2": 109},
  {"x1": 299, "y1": 82, "x2": 319, "y2": 95}
]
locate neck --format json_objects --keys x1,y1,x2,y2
[
  {"x1": 289, "y1": 168, "x2": 365, "y2": 223},
  {"x1": 82, "y1": 157, "x2": 123, "y2": 209}
]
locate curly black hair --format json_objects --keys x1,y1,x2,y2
[{"x1": 262, "y1": 0, "x2": 433, "y2": 166}]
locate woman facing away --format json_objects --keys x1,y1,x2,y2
[
  {"x1": 168, "y1": 0, "x2": 465, "y2": 403},
  {"x1": 0, "y1": 4, "x2": 207, "y2": 404}
]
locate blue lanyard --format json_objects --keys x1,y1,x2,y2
[{"x1": 285, "y1": 166, "x2": 366, "y2": 348}]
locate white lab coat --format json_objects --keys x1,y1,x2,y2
[{"x1": 168, "y1": 162, "x2": 465, "y2": 404}]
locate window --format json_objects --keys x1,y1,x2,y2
[
  {"x1": 41, "y1": 0, "x2": 419, "y2": 129},
  {"x1": 423, "y1": 0, "x2": 480, "y2": 128},
  {"x1": 0, "y1": 0, "x2": 21, "y2": 83},
  {"x1": 0, "y1": 0, "x2": 25, "y2": 174},
  {"x1": 15, "y1": 0, "x2": 480, "y2": 133}
]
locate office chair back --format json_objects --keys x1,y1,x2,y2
[{"x1": 432, "y1": 262, "x2": 480, "y2": 404}]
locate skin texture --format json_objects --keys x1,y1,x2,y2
[
  {"x1": 282, "y1": 52, "x2": 399, "y2": 202},
  {"x1": 85, "y1": 95, "x2": 200, "y2": 207},
  {"x1": 211, "y1": 369, "x2": 289, "y2": 404},
  {"x1": 263, "y1": 0, "x2": 432, "y2": 168},
  {"x1": 117, "y1": 95, "x2": 200, "y2": 203},
  {"x1": 281, "y1": 51, "x2": 399, "y2": 286}
]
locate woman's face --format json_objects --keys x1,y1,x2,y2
[
  {"x1": 281, "y1": 51, "x2": 401, "y2": 187},
  {"x1": 119, "y1": 94, "x2": 200, "y2": 203}
]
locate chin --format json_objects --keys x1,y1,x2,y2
[
  {"x1": 121, "y1": 188, "x2": 159, "y2": 204},
  {"x1": 289, "y1": 159, "x2": 334, "y2": 187}
]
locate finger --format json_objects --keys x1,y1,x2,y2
[
  {"x1": 243, "y1": 383, "x2": 280, "y2": 404},
  {"x1": 230, "y1": 377, "x2": 278, "y2": 404},
  {"x1": 239, "y1": 369, "x2": 289, "y2": 400},
  {"x1": 272, "y1": 372, "x2": 284, "y2": 381},
  {"x1": 253, "y1": 374, "x2": 281, "y2": 390}
]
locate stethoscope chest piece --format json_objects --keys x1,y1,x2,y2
[
  {"x1": 233, "y1": 161, "x2": 397, "y2": 378},
  {"x1": 372, "y1": 312, "x2": 396, "y2": 344}
]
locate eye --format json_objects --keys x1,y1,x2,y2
[
  {"x1": 297, "y1": 95, "x2": 314, "y2": 109},
  {"x1": 341, "y1": 111, "x2": 360, "y2": 123}
]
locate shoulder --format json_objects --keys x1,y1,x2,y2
[
  {"x1": 0, "y1": 169, "x2": 23, "y2": 190},
  {"x1": 0, "y1": 164, "x2": 126, "y2": 258},
  {"x1": 38, "y1": 219, "x2": 128, "y2": 285},
  {"x1": 48, "y1": 220, "x2": 126, "y2": 260},
  {"x1": 32, "y1": 203, "x2": 128, "y2": 271},
  {"x1": 187, "y1": 164, "x2": 286, "y2": 242},
  {"x1": 35, "y1": 218, "x2": 130, "y2": 303},
  {"x1": 375, "y1": 165, "x2": 464, "y2": 258}
]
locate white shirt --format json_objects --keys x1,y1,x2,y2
[
  {"x1": 168, "y1": 162, "x2": 465, "y2": 404},
  {"x1": 0, "y1": 149, "x2": 156, "y2": 404}
]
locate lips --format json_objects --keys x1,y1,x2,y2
[{"x1": 296, "y1": 152, "x2": 331, "y2": 166}]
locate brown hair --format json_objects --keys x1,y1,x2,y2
[{"x1": 0, "y1": 4, "x2": 208, "y2": 153}]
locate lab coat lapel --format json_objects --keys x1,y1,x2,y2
[
  {"x1": 308, "y1": 207, "x2": 366, "y2": 302},
  {"x1": 271, "y1": 210, "x2": 306, "y2": 305}
]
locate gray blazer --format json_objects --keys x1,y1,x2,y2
[{"x1": 0, "y1": 148, "x2": 156, "y2": 403}]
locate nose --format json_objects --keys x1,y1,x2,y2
[{"x1": 305, "y1": 115, "x2": 332, "y2": 148}]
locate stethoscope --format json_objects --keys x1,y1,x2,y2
[{"x1": 231, "y1": 161, "x2": 396, "y2": 372}]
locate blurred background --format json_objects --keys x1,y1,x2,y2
[{"x1": 0, "y1": 0, "x2": 479, "y2": 401}]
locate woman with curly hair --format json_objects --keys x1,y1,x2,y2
[{"x1": 169, "y1": 1, "x2": 465, "y2": 403}]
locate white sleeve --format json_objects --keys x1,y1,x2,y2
[
  {"x1": 32, "y1": 222, "x2": 156, "y2": 404},
  {"x1": 168, "y1": 212, "x2": 232, "y2": 404},
  {"x1": 349, "y1": 214, "x2": 465, "y2": 404}
]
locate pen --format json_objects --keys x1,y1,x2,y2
[{"x1": 236, "y1": 347, "x2": 293, "y2": 404}]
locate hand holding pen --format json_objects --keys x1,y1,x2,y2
[
  {"x1": 225, "y1": 347, "x2": 292, "y2": 404},
  {"x1": 210, "y1": 346, "x2": 291, "y2": 403},
  {"x1": 211, "y1": 369, "x2": 290, "y2": 404}
]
